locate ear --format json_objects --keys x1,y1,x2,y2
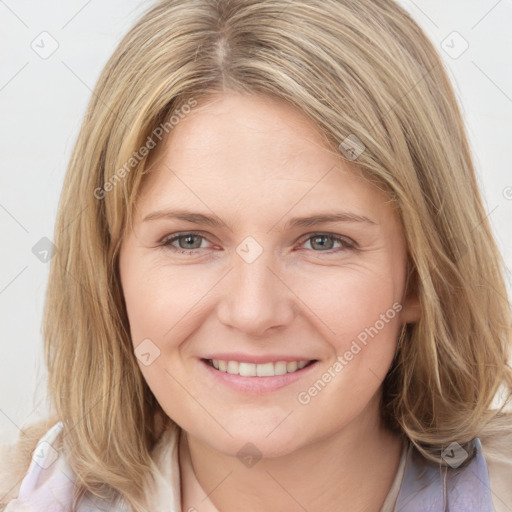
[
  {"x1": 400, "y1": 265, "x2": 421, "y2": 323},
  {"x1": 401, "y1": 293, "x2": 421, "y2": 323}
]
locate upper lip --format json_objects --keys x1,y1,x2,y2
[{"x1": 202, "y1": 353, "x2": 317, "y2": 364}]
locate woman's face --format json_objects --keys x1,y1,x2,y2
[{"x1": 119, "y1": 92, "x2": 419, "y2": 457}]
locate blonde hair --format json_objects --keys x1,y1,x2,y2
[{"x1": 8, "y1": 0, "x2": 512, "y2": 510}]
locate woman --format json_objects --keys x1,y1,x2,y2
[{"x1": 1, "y1": 0, "x2": 511, "y2": 511}]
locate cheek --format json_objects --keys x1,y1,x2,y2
[
  {"x1": 292, "y1": 263, "x2": 403, "y2": 399},
  {"x1": 296, "y1": 263, "x2": 402, "y2": 341},
  {"x1": 294, "y1": 278, "x2": 401, "y2": 422},
  {"x1": 121, "y1": 274, "x2": 160, "y2": 345},
  {"x1": 119, "y1": 259, "x2": 197, "y2": 421},
  {"x1": 120, "y1": 256, "x2": 200, "y2": 345}
]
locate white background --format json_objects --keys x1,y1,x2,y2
[{"x1": 1, "y1": 0, "x2": 511, "y2": 445}]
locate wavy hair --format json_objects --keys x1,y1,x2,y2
[{"x1": 10, "y1": 0, "x2": 512, "y2": 510}]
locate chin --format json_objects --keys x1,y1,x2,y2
[
  {"x1": 187, "y1": 417, "x2": 308, "y2": 460},
  {"x1": 220, "y1": 433, "x2": 302, "y2": 461}
]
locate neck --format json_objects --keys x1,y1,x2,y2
[{"x1": 179, "y1": 400, "x2": 403, "y2": 512}]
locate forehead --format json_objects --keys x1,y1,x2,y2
[{"x1": 134, "y1": 92, "x2": 391, "y2": 222}]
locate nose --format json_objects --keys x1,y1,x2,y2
[{"x1": 216, "y1": 243, "x2": 296, "y2": 337}]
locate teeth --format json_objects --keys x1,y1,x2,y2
[
  {"x1": 287, "y1": 361, "x2": 298, "y2": 372},
  {"x1": 257, "y1": 362, "x2": 274, "y2": 377},
  {"x1": 227, "y1": 361, "x2": 239, "y2": 374},
  {"x1": 209, "y1": 359, "x2": 311, "y2": 376},
  {"x1": 274, "y1": 362, "x2": 287, "y2": 375},
  {"x1": 239, "y1": 362, "x2": 257, "y2": 377}
]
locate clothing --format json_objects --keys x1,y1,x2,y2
[{"x1": 2, "y1": 421, "x2": 509, "y2": 511}]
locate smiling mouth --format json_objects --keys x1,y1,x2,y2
[{"x1": 203, "y1": 358, "x2": 317, "y2": 377}]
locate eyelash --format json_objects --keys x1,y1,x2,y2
[{"x1": 160, "y1": 231, "x2": 357, "y2": 255}]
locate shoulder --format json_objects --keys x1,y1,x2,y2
[
  {"x1": 0, "y1": 420, "x2": 131, "y2": 512},
  {"x1": 0, "y1": 417, "x2": 61, "y2": 508},
  {"x1": 1, "y1": 419, "x2": 182, "y2": 512},
  {"x1": 393, "y1": 426, "x2": 510, "y2": 512},
  {"x1": 0, "y1": 420, "x2": 71, "y2": 512},
  {"x1": 480, "y1": 423, "x2": 512, "y2": 512}
]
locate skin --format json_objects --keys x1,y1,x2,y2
[{"x1": 119, "y1": 92, "x2": 420, "y2": 512}]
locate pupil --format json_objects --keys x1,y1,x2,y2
[
  {"x1": 181, "y1": 235, "x2": 200, "y2": 249},
  {"x1": 312, "y1": 235, "x2": 333, "y2": 250}
]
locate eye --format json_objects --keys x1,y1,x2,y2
[
  {"x1": 161, "y1": 231, "x2": 210, "y2": 254},
  {"x1": 299, "y1": 233, "x2": 356, "y2": 252}
]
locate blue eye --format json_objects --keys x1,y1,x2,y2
[
  {"x1": 302, "y1": 233, "x2": 354, "y2": 251},
  {"x1": 161, "y1": 232, "x2": 207, "y2": 254},
  {"x1": 160, "y1": 232, "x2": 356, "y2": 255}
]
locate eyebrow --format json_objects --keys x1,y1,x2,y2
[{"x1": 142, "y1": 208, "x2": 376, "y2": 229}]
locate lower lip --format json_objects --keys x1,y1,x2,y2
[{"x1": 200, "y1": 359, "x2": 319, "y2": 394}]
